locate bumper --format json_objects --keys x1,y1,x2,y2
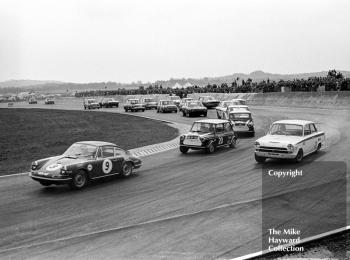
[
  {"x1": 88, "y1": 105, "x2": 99, "y2": 109},
  {"x1": 132, "y1": 107, "x2": 145, "y2": 110},
  {"x1": 162, "y1": 107, "x2": 178, "y2": 112},
  {"x1": 187, "y1": 110, "x2": 207, "y2": 114},
  {"x1": 203, "y1": 102, "x2": 220, "y2": 108},
  {"x1": 133, "y1": 162, "x2": 142, "y2": 169},
  {"x1": 180, "y1": 144, "x2": 206, "y2": 150},
  {"x1": 255, "y1": 150, "x2": 297, "y2": 159},
  {"x1": 145, "y1": 104, "x2": 157, "y2": 109},
  {"x1": 107, "y1": 102, "x2": 119, "y2": 107},
  {"x1": 29, "y1": 172, "x2": 72, "y2": 184},
  {"x1": 233, "y1": 126, "x2": 255, "y2": 133}
]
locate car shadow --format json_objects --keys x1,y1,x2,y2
[
  {"x1": 252, "y1": 150, "x2": 327, "y2": 170},
  {"x1": 36, "y1": 173, "x2": 140, "y2": 195}
]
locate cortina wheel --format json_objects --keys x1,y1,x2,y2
[
  {"x1": 255, "y1": 154, "x2": 266, "y2": 163},
  {"x1": 295, "y1": 149, "x2": 303, "y2": 163}
]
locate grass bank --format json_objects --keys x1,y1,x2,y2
[{"x1": 0, "y1": 108, "x2": 178, "y2": 175}]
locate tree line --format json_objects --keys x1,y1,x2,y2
[{"x1": 76, "y1": 70, "x2": 350, "y2": 98}]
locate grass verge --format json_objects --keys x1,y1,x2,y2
[{"x1": 0, "y1": 108, "x2": 178, "y2": 175}]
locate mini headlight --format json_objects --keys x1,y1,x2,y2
[
  {"x1": 254, "y1": 141, "x2": 260, "y2": 147},
  {"x1": 180, "y1": 135, "x2": 186, "y2": 141},
  {"x1": 247, "y1": 120, "x2": 254, "y2": 126},
  {"x1": 199, "y1": 137, "x2": 205, "y2": 142}
]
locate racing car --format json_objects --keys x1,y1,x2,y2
[
  {"x1": 141, "y1": 97, "x2": 158, "y2": 110},
  {"x1": 29, "y1": 98, "x2": 37, "y2": 104},
  {"x1": 45, "y1": 98, "x2": 55, "y2": 105},
  {"x1": 178, "y1": 97, "x2": 194, "y2": 111},
  {"x1": 254, "y1": 120, "x2": 325, "y2": 163},
  {"x1": 198, "y1": 96, "x2": 220, "y2": 108},
  {"x1": 180, "y1": 119, "x2": 237, "y2": 154},
  {"x1": 124, "y1": 99, "x2": 146, "y2": 112},
  {"x1": 29, "y1": 141, "x2": 142, "y2": 189},
  {"x1": 228, "y1": 109, "x2": 255, "y2": 137},
  {"x1": 99, "y1": 97, "x2": 119, "y2": 108},
  {"x1": 216, "y1": 101, "x2": 249, "y2": 119},
  {"x1": 181, "y1": 100, "x2": 207, "y2": 117},
  {"x1": 84, "y1": 98, "x2": 100, "y2": 109},
  {"x1": 157, "y1": 100, "x2": 178, "y2": 113}
]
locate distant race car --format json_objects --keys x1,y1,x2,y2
[
  {"x1": 45, "y1": 98, "x2": 55, "y2": 105},
  {"x1": 124, "y1": 99, "x2": 146, "y2": 112},
  {"x1": 198, "y1": 96, "x2": 220, "y2": 109},
  {"x1": 254, "y1": 120, "x2": 326, "y2": 163},
  {"x1": 169, "y1": 95, "x2": 181, "y2": 107},
  {"x1": 227, "y1": 110, "x2": 255, "y2": 137},
  {"x1": 180, "y1": 119, "x2": 237, "y2": 154},
  {"x1": 84, "y1": 98, "x2": 100, "y2": 109},
  {"x1": 181, "y1": 100, "x2": 207, "y2": 117},
  {"x1": 99, "y1": 97, "x2": 119, "y2": 108},
  {"x1": 8, "y1": 102, "x2": 14, "y2": 107},
  {"x1": 217, "y1": 104, "x2": 250, "y2": 120},
  {"x1": 29, "y1": 141, "x2": 142, "y2": 189},
  {"x1": 141, "y1": 97, "x2": 158, "y2": 110},
  {"x1": 29, "y1": 98, "x2": 37, "y2": 104},
  {"x1": 157, "y1": 100, "x2": 178, "y2": 113},
  {"x1": 178, "y1": 97, "x2": 194, "y2": 111},
  {"x1": 230, "y1": 99, "x2": 246, "y2": 105},
  {"x1": 216, "y1": 101, "x2": 249, "y2": 119}
]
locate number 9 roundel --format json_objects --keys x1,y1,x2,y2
[{"x1": 102, "y1": 159, "x2": 113, "y2": 174}]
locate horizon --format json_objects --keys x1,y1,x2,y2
[
  {"x1": 1, "y1": 0, "x2": 350, "y2": 83},
  {"x1": 2, "y1": 69, "x2": 350, "y2": 85}
]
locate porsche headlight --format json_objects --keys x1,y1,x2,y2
[
  {"x1": 31, "y1": 161, "x2": 38, "y2": 170},
  {"x1": 254, "y1": 141, "x2": 260, "y2": 147},
  {"x1": 60, "y1": 165, "x2": 68, "y2": 174}
]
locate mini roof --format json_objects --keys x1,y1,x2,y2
[{"x1": 194, "y1": 119, "x2": 230, "y2": 124}]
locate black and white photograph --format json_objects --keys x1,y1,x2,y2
[{"x1": 0, "y1": 0, "x2": 349, "y2": 259}]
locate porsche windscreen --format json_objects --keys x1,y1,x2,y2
[
  {"x1": 63, "y1": 143, "x2": 97, "y2": 158},
  {"x1": 268, "y1": 123, "x2": 303, "y2": 136}
]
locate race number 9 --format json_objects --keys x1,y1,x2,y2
[{"x1": 102, "y1": 159, "x2": 113, "y2": 174}]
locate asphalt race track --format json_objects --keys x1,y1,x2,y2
[{"x1": 0, "y1": 99, "x2": 349, "y2": 259}]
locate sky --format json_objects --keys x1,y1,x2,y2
[{"x1": 1, "y1": 0, "x2": 350, "y2": 83}]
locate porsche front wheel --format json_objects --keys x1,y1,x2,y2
[
  {"x1": 121, "y1": 162, "x2": 133, "y2": 177},
  {"x1": 70, "y1": 170, "x2": 88, "y2": 189}
]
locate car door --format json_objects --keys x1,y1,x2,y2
[
  {"x1": 303, "y1": 124, "x2": 314, "y2": 154},
  {"x1": 215, "y1": 123, "x2": 228, "y2": 146},
  {"x1": 101, "y1": 146, "x2": 124, "y2": 175},
  {"x1": 309, "y1": 123, "x2": 320, "y2": 151},
  {"x1": 90, "y1": 146, "x2": 122, "y2": 178}
]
